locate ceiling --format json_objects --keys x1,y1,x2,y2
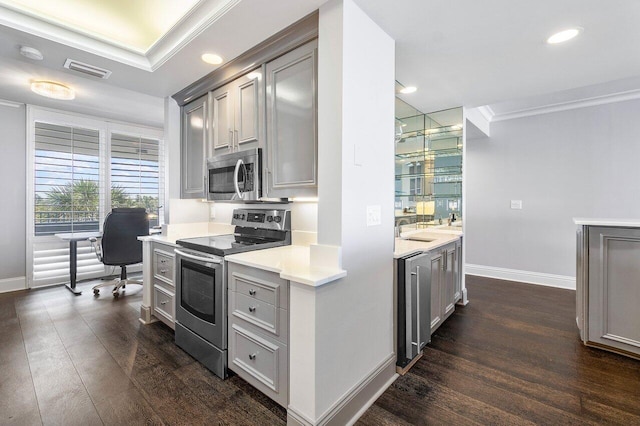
[
  {"x1": 1, "y1": 0, "x2": 639, "y2": 127},
  {"x1": 0, "y1": 0, "x2": 201, "y2": 53},
  {"x1": 356, "y1": 0, "x2": 640, "y2": 114}
]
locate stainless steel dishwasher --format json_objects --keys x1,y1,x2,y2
[{"x1": 396, "y1": 251, "x2": 431, "y2": 370}]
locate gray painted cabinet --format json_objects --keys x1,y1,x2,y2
[
  {"x1": 152, "y1": 242, "x2": 176, "y2": 329},
  {"x1": 429, "y1": 240, "x2": 461, "y2": 334},
  {"x1": 227, "y1": 262, "x2": 289, "y2": 407},
  {"x1": 577, "y1": 225, "x2": 640, "y2": 359},
  {"x1": 210, "y1": 71, "x2": 263, "y2": 157},
  {"x1": 181, "y1": 95, "x2": 208, "y2": 198},
  {"x1": 265, "y1": 40, "x2": 318, "y2": 198}
]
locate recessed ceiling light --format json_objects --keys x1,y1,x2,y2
[
  {"x1": 400, "y1": 86, "x2": 417, "y2": 94},
  {"x1": 31, "y1": 81, "x2": 75, "y2": 100},
  {"x1": 547, "y1": 27, "x2": 582, "y2": 44},
  {"x1": 201, "y1": 53, "x2": 223, "y2": 65},
  {"x1": 20, "y1": 46, "x2": 43, "y2": 61}
]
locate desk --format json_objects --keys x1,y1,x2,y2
[{"x1": 55, "y1": 232, "x2": 101, "y2": 295}]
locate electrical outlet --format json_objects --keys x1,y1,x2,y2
[
  {"x1": 366, "y1": 205, "x2": 381, "y2": 226},
  {"x1": 510, "y1": 200, "x2": 523, "y2": 210}
]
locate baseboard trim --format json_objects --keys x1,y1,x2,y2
[
  {"x1": 466, "y1": 264, "x2": 575, "y2": 290},
  {"x1": 286, "y1": 354, "x2": 397, "y2": 426},
  {"x1": 0, "y1": 276, "x2": 26, "y2": 293}
]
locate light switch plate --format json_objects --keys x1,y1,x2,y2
[
  {"x1": 510, "y1": 200, "x2": 523, "y2": 209},
  {"x1": 366, "y1": 205, "x2": 381, "y2": 226}
]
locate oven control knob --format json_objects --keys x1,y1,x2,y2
[
  {"x1": 274, "y1": 216, "x2": 282, "y2": 223},
  {"x1": 267, "y1": 216, "x2": 273, "y2": 222}
]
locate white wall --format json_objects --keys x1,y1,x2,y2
[
  {"x1": 306, "y1": 0, "x2": 396, "y2": 419},
  {"x1": 466, "y1": 98, "x2": 640, "y2": 288},
  {"x1": 0, "y1": 103, "x2": 26, "y2": 287}
]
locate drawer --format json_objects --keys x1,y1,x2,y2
[
  {"x1": 228, "y1": 264, "x2": 288, "y2": 308},
  {"x1": 153, "y1": 248, "x2": 174, "y2": 285},
  {"x1": 231, "y1": 291, "x2": 287, "y2": 340},
  {"x1": 153, "y1": 285, "x2": 175, "y2": 326},
  {"x1": 229, "y1": 323, "x2": 288, "y2": 407}
]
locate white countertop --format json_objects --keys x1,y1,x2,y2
[
  {"x1": 574, "y1": 218, "x2": 640, "y2": 227},
  {"x1": 394, "y1": 230, "x2": 462, "y2": 258},
  {"x1": 225, "y1": 245, "x2": 347, "y2": 287}
]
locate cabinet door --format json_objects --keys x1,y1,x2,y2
[
  {"x1": 265, "y1": 40, "x2": 318, "y2": 198},
  {"x1": 430, "y1": 251, "x2": 443, "y2": 333},
  {"x1": 454, "y1": 239, "x2": 462, "y2": 303},
  {"x1": 587, "y1": 227, "x2": 640, "y2": 356},
  {"x1": 235, "y1": 72, "x2": 262, "y2": 150},
  {"x1": 210, "y1": 84, "x2": 234, "y2": 156},
  {"x1": 181, "y1": 96, "x2": 207, "y2": 198},
  {"x1": 443, "y1": 243, "x2": 457, "y2": 319}
]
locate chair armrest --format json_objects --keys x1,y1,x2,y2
[{"x1": 89, "y1": 237, "x2": 103, "y2": 262}]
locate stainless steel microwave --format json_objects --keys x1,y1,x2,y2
[{"x1": 206, "y1": 148, "x2": 262, "y2": 201}]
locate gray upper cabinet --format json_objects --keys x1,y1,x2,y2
[
  {"x1": 265, "y1": 40, "x2": 318, "y2": 198},
  {"x1": 210, "y1": 71, "x2": 263, "y2": 157},
  {"x1": 181, "y1": 95, "x2": 207, "y2": 199}
]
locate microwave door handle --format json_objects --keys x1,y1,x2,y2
[{"x1": 234, "y1": 158, "x2": 245, "y2": 200}]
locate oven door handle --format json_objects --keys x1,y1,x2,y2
[
  {"x1": 234, "y1": 158, "x2": 245, "y2": 200},
  {"x1": 175, "y1": 249, "x2": 222, "y2": 264}
]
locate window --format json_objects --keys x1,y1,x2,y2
[
  {"x1": 110, "y1": 133, "x2": 163, "y2": 227},
  {"x1": 27, "y1": 107, "x2": 163, "y2": 288},
  {"x1": 34, "y1": 122, "x2": 102, "y2": 235}
]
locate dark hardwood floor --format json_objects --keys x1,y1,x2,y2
[
  {"x1": 2, "y1": 275, "x2": 639, "y2": 425},
  {"x1": 359, "y1": 275, "x2": 640, "y2": 426},
  {"x1": 0, "y1": 278, "x2": 286, "y2": 426}
]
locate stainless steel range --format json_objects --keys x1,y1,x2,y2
[{"x1": 174, "y1": 208, "x2": 291, "y2": 379}]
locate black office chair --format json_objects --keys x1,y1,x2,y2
[{"x1": 90, "y1": 208, "x2": 149, "y2": 297}]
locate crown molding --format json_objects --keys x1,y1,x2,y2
[
  {"x1": 0, "y1": 0, "x2": 239, "y2": 72},
  {"x1": 146, "y1": 0, "x2": 241, "y2": 71},
  {"x1": 491, "y1": 89, "x2": 640, "y2": 122},
  {"x1": 0, "y1": 98, "x2": 22, "y2": 108},
  {"x1": 476, "y1": 105, "x2": 495, "y2": 122}
]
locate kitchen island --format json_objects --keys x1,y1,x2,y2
[{"x1": 575, "y1": 218, "x2": 640, "y2": 360}]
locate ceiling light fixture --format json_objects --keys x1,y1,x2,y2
[
  {"x1": 201, "y1": 53, "x2": 223, "y2": 65},
  {"x1": 31, "y1": 81, "x2": 75, "y2": 100},
  {"x1": 20, "y1": 46, "x2": 43, "y2": 61},
  {"x1": 400, "y1": 86, "x2": 417, "y2": 94},
  {"x1": 547, "y1": 27, "x2": 582, "y2": 44}
]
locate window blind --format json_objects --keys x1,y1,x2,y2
[
  {"x1": 34, "y1": 122, "x2": 101, "y2": 235},
  {"x1": 110, "y1": 133, "x2": 163, "y2": 227}
]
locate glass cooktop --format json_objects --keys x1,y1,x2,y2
[{"x1": 176, "y1": 234, "x2": 287, "y2": 256}]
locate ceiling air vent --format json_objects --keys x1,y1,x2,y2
[{"x1": 63, "y1": 59, "x2": 112, "y2": 79}]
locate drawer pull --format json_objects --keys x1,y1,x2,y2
[
  {"x1": 249, "y1": 306, "x2": 256, "y2": 313},
  {"x1": 249, "y1": 353, "x2": 257, "y2": 360},
  {"x1": 160, "y1": 269, "x2": 168, "y2": 274},
  {"x1": 160, "y1": 259, "x2": 167, "y2": 264},
  {"x1": 249, "y1": 289, "x2": 256, "y2": 296},
  {"x1": 160, "y1": 300, "x2": 168, "y2": 305}
]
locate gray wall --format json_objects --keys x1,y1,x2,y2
[
  {"x1": 0, "y1": 104, "x2": 26, "y2": 279},
  {"x1": 466, "y1": 98, "x2": 640, "y2": 283}
]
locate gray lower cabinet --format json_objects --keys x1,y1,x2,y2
[
  {"x1": 152, "y1": 243, "x2": 176, "y2": 329},
  {"x1": 181, "y1": 95, "x2": 208, "y2": 199},
  {"x1": 228, "y1": 263, "x2": 289, "y2": 407},
  {"x1": 210, "y1": 71, "x2": 263, "y2": 157},
  {"x1": 265, "y1": 40, "x2": 318, "y2": 198},
  {"x1": 430, "y1": 241, "x2": 461, "y2": 334},
  {"x1": 577, "y1": 225, "x2": 640, "y2": 359}
]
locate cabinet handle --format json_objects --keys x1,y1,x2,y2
[
  {"x1": 160, "y1": 259, "x2": 167, "y2": 264},
  {"x1": 234, "y1": 129, "x2": 239, "y2": 146},
  {"x1": 229, "y1": 129, "x2": 234, "y2": 149},
  {"x1": 249, "y1": 353, "x2": 256, "y2": 360},
  {"x1": 160, "y1": 300, "x2": 168, "y2": 305},
  {"x1": 160, "y1": 269, "x2": 168, "y2": 274},
  {"x1": 249, "y1": 289, "x2": 256, "y2": 296},
  {"x1": 249, "y1": 306, "x2": 256, "y2": 313}
]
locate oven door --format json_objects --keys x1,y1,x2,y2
[
  {"x1": 174, "y1": 248, "x2": 226, "y2": 349},
  {"x1": 207, "y1": 148, "x2": 261, "y2": 201}
]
